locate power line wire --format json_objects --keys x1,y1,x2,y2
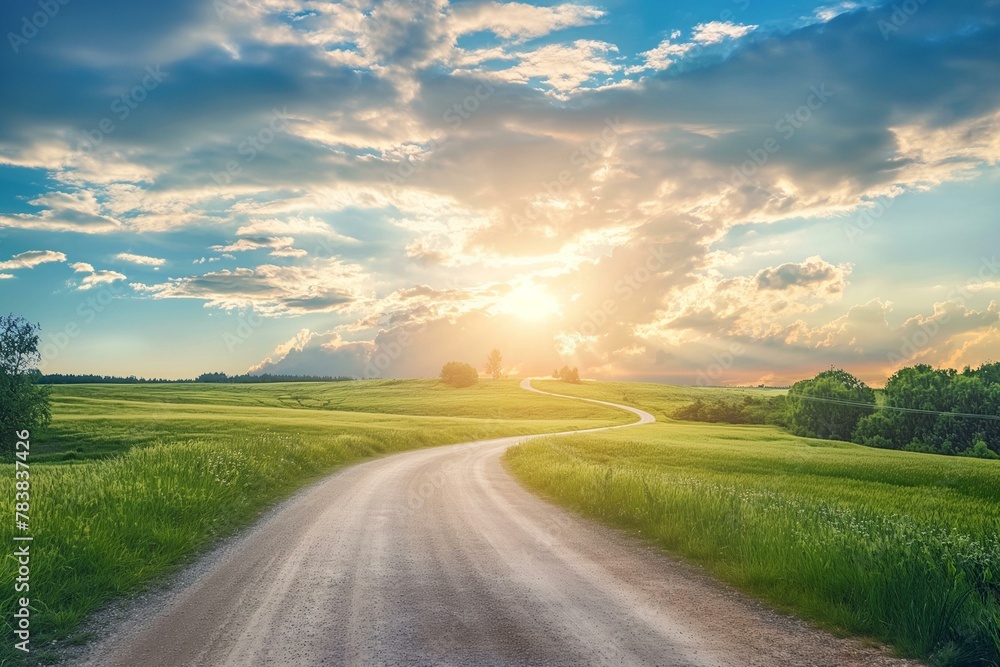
[{"x1": 786, "y1": 392, "x2": 1000, "y2": 421}]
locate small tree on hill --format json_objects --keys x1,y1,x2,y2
[
  {"x1": 440, "y1": 361, "x2": 479, "y2": 387},
  {"x1": 0, "y1": 314, "x2": 51, "y2": 454},
  {"x1": 485, "y1": 348, "x2": 504, "y2": 379},
  {"x1": 556, "y1": 365, "x2": 581, "y2": 383}
]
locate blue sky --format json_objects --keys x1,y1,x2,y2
[{"x1": 1, "y1": 0, "x2": 998, "y2": 384}]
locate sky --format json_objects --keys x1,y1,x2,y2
[{"x1": 0, "y1": 0, "x2": 998, "y2": 385}]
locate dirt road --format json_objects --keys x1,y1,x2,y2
[{"x1": 78, "y1": 380, "x2": 918, "y2": 666}]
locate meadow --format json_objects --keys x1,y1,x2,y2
[
  {"x1": 0, "y1": 379, "x2": 629, "y2": 664},
  {"x1": 508, "y1": 380, "x2": 1000, "y2": 666}
]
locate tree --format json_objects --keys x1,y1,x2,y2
[
  {"x1": 556, "y1": 365, "x2": 581, "y2": 383},
  {"x1": 854, "y1": 363, "x2": 1000, "y2": 456},
  {"x1": 196, "y1": 371, "x2": 229, "y2": 383},
  {"x1": 484, "y1": 348, "x2": 504, "y2": 379},
  {"x1": 440, "y1": 361, "x2": 479, "y2": 388},
  {"x1": 786, "y1": 368, "x2": 874, "y2": 441},
  {"x1": 0, "y1": 315, "x2": 51, "y2": 454}
]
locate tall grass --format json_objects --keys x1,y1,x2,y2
[{"x1": 506, "y1": 415, "x2": 1000, "y2": 666}]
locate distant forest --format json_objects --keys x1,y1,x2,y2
[
  {"x1": 675, "y1": 362, "x2": 1000, "y2": 459},
  {"x1": 37, "y1": 372, "x2": 354, "y2": 384}
]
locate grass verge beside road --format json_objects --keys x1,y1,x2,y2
[{"x1": 507, "y1": 381, "x2": 1000, "y2": 666}]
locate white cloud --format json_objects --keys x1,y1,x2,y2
[
  {"x1": 636, "y1": 21, "x2": 757, "y2": 71},
  {"x1": 69, "y1": 260, "x2": 126, "y2": 290},
  {"x1": 650, "y1": 256, "x2": 852, "y2": 340},
  {"x1": 472, "y1": 39, "x2": 619, "y2": 92},
  {"x1": 0, "y1": 250, "x2": 67, "y2": 271},
  {"x1": 78, "y1": 270, "x2": 128, "y2": 290},
  {"x1": 691, "y1": 21, "x2": 757, "y2": 45},
  {"x1": 235, "y1": 216, "x2": 360, "y2": 244},
  {"x1": 269, "y1": 247, "x2": 309, "y2": 258},
  {"x1": 115, "y1": 253, "x2": 166, "y2": 266},
  {"x1": 451, "y1": 2, "x2": 605, "y2": 42},
  {"x1": 635, "y1": 39, "x2": 695, "y2": 71},
  {"x1": 0, "y1": 191, "x2": 121, "y2": 234},
  {"x1": 211, "y1": 236, "x2": 296, "y2": 253},
  {"x1": 0, "y1": 0, "x2": 997, "y2": 383},
  {"x1": 137, "y1": 259, "x2": 370, "y2": 315}
]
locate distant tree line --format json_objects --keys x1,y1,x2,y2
[
  {"x1": 38, "y1": 372, "x2": 355, "y2": 384},
  {"x1": 195, "y1": 372, "x2": 354, "y2": 384},
  {"x1": 674, "y1": 363, "x2": 1000, "y2": 459},
  {"x1": 674, "y1": 394, "x2": 789, "y2": 427},
  {"x1": 39, "y1": 374, "x2": 185, "y2": 384}
]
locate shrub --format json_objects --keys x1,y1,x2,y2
[{"x1": 439, "y1": 361, "x2": 479, "y2": 387}]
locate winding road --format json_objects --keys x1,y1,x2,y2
[{"x1": 78, "y1": 379, "x2": 919, "y2": 667}]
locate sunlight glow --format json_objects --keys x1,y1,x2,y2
[{"x1": 497, "y1": 283, "x2": 561, "y2": 321}]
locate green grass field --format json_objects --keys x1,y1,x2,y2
[
  {"x1": 6, "y1": 378, "x2": 999, "y2": 665},
  {"x1": 533, "y1": 379, "x2": 787, "y2": 420},
  {"x1": 0, "y1": 380, "x2": 629, "y2": 664},
  {"x1": 508, "y1": 381, "x2": 1000, "y2": 666}
]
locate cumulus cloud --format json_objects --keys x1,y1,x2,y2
[
  {"x1": 0, "y1": 250, "x2": 67, "y2": 271},
  {"x1": 451, "y1": 2, "x2": 605, "y2": 42},
  {"x1": 648, "y1": 256, "x2": 852, "y2": 341},
  {"x1": 635, "y1": 21, "x2": 757, "y2": 71},
  {"x1": 137, "y1": 258, "x2": 369, "y2": 314},
  {"x1": 1, "y1": 0, "x2": 998, "y2": 381},
  {"x1": 250, "y1": 330, "x2": 376, "y2": 377},
  {"x1": 210, "y1": 235, "x2": 311, "y2": 258},
  {"x1": 756, "y1": 256, "x2": 848, "y2": 292},
  {"x1": 469, "y1": 39, "x2": 620, "y2": 92},
  {"x1": 234, "y1": 216, "x2": 360, "y2": 244},
  {"x1": 211, "y1": 236, "x2": 296, "y2": 253},
  {"x1": 115, "y1": 253, "x2": 166, "y2": 266},
  {"x1": 691, "y1": 21, "x2": 757, "y2": 45},
  {"x1": 70, "y1": 262, "x2": 127, "y2": 290},
  {"x1": 0, "y1": 192, "x2": 121, "y2": 234}
]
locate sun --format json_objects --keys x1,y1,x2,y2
[{"x1": 498, "y1": 283, "x2": 560, "y2": 321}]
